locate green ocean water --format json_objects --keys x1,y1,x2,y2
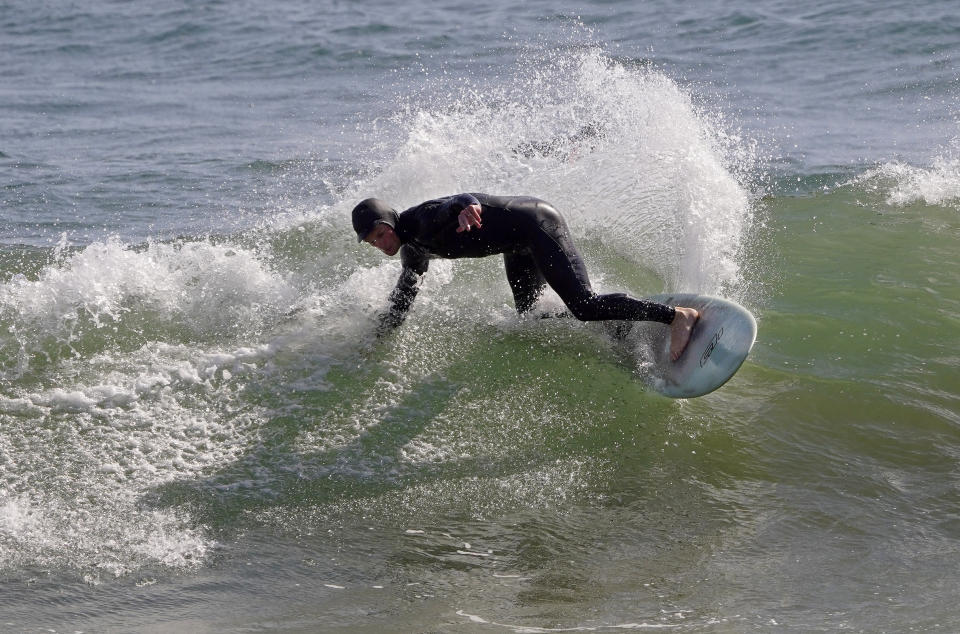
[
  {"x1": 2, "y1": 170, "x2": 958, "y2": 631},
  {"x1": 3, "y1": 0, "x2": 960, "y2": 630}
]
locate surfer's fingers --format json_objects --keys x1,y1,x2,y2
[{"x1": 456, "y1": 204, "x2": 483, "y2": 232}]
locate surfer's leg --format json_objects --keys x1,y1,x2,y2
[
  {"x1": 503, "y1": 252, "x2": 546, "y2": 314},
  {"x1": 523, "y1": 205, "x2": 675, "y2": 323},
  {"x1": 513, "y1": 201, "x2": 700, "y2": 359}
]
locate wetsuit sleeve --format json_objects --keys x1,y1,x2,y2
[
  {"x1": 376, "y1": 245, "x2": 429, "y2": 336},
  {"x1": 437, "y1": 193, "x2": 481, "y2": 218}
]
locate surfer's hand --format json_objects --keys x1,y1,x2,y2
[{"x1": 456, "y1": 204, "x2": 483, "y2": 232}]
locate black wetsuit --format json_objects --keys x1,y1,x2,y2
[{"x1": 381, "y1": 193, "x2": 676, "y2": 330}]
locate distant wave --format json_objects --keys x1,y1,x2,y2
[{"x1": 856, "y1": 158, "x2": 960, "y2": 208}]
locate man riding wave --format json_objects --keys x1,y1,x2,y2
[{"x1": 353, "y1": 193, "x2": 699, "y2": 361}]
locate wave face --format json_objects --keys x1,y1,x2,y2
[
  {"x1": 0, "y1": 49, "x2": 756, "y2": 583},
  {"x1": 2, "y1": 1, "x2": 959, "y2": 631}
]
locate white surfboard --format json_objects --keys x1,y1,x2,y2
[{"x1": 632, "y1": 294, "x2": 757, "y2": 398}]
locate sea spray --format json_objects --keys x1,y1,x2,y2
[{"x1": 346, "y1": 49, "x2": 756, "y2": 296}]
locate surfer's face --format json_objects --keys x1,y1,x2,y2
[{"x1": 364, "y1": 223, "x2": 401, "y2": 256}]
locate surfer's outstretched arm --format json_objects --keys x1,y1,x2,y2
[
  {"x1": 375, "y1": 267, "x2": 420, "y2": 336},
  {"x1": 375, "y1": 245, "x2": 429, "y2": 337}
]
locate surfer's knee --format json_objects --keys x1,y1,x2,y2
[
  {"x1": 563, "y1": 294, "x2": 600, "y2": 321},
  {"x1": 514, "y1": 297, "x2": 539, "y2": 315}
]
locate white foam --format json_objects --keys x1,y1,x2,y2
[
  {"x1": 0, "y1": 336, "x2": 288, "y2": 575},
  {"x1": 0, "y1": 237, "x2": 297, "y2": 378},
  {"x1": 860, "y1": 157, "x2": 960, "y2": 207},
  {"x1": 0, "y1": 493, "x2": 208, "y2": 575}
]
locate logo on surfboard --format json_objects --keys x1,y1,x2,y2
[{"x1": 699, "y1": 327, "x2": 724, "y2": 368}]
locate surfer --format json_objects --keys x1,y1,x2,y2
[{"x1": 353, "y1": 193, "x2": 700, "y2": 361}]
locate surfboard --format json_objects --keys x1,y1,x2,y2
[{"x1": 633, "y1": 293, "x2": 757, "y2": 398}]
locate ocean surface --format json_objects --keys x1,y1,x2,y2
[{"x1": 2, "y1": 0, "x2": 959, "y2": 631}]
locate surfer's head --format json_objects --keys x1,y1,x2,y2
[{"x1": 352, "y1": 198, "x2": 401, "y2": 256}]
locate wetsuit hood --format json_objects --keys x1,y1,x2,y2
[{"x1": 352, "y1": 198, "x2": 400, "y2": 243}]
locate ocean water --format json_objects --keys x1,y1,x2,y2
[{"x1": 1, "y1": 0, "x2": 959, "y2": 631}]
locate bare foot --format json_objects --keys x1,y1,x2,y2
[{"x1": 669, "y1": 307, "x2": 700, "y2": 361}]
